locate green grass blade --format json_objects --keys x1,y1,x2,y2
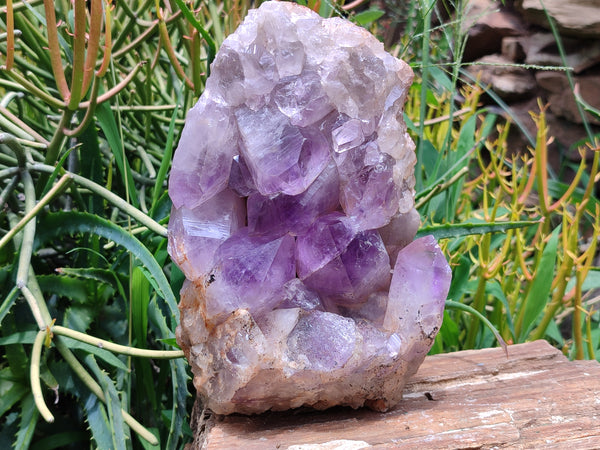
[
  {"x1": 84, "y1": 355, "x2": 128, "y2": 450},
  {"x1": 35, "y1": 212, "x2": 178, "y2": 324},
  {"x1": 486, "y1": 279, "x2": 516, "y2": 342},
  {"x1": 150, "y1": 105, "x2": 178, "y2": 217},
  {"x1": 96, "y1": 102, "x2": 140, "y2": 208},
  {"x1": 131, "y1": 265, "x2": 158, "y2": 414},
  {"x1": 148, "y1": 297, "x2": 190, "y2": 450},
  {"x1": 416, "y1": 219, "x2": 540, "y2": 240},
  {"x1": 0, "y1": 379, "x2": 28, "y2": 417},
  {"x1": 132, "y1": 265, "x2": 150, "y2": 349},
  {"x1": 520, "y1": 226, "x2": 561, "y2": 342}
]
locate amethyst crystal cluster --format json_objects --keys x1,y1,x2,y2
[{"x1": 168, "y1": 1, "x2": 451, "y2": 415}]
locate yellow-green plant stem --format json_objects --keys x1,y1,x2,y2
[
  {"x1": 31, "y1": 331, "x2": 54, "y2": 423},
  {"x1": 30, "y1": 163, "x2": 167, "y2": 237},
  {"x1": 586, "y1": 308, "x2": 595, "y2": 360},
  {"x1": 53, "y1": 339, "x2": 159, "y2": 446},
  {"x1": 0, "y1": 68, "x2": 65, "y2": 110},
  {"x1": 77, "y1": 62, "x2": 145, "y2": 109},
  {"x1": 465, "y1": 270, "x2": 488, "y2": 349},
  {"x1": 573, "y1": 270, "x2": 584, "y2": 360},
  {"x1": 52, "y1": 326, "x2": 184, "y2": 359},
  {"x1": 0, "y1": 132, "x2": 27, "y2": 166},
  {"x1": 0, "y1": 174, "x2": 71, "y2": 252},
  {"x1": 36, "y1": 110, "x2": 74, "y2": 196}
]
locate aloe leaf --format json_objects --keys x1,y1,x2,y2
[
  {"x1": 520, "y1": 226, "x2": 561, "y2": 341},
  {"x1": 96, "y1": 102, "x2": 139, "y2": 208},
  {"x1": 37, "y1": 274, "x2": 89, "y2": 304},
  {"x1": 83, "y1": 393, "x2": 113, "y2": 450},
  {"x1": 148, "y1": 297, "x2": 189, "y2": 450},
  {"x1": 166, "y1": 358, "x2": 189, "y2": 450},
  {"x1": 62, "y1": 337, "x2": 129, "y2": 371},
  {"x1": 57, "y1": 267, "x2": 126, "y2": 300},
  {"x1": 35, "y1": 212, "x2": 178, "y2": 325},
  {"x1": 13, "y1": 393, "x2": 39, "y2": 450},
  {"x1": 63, "y1": 305, "x2": 94, "y2": 333},
  {"x1": 416, "y1": 219, "x2": 540, "y2": 240},
  {"x1": 0, "y1": 286, "x2": 19, "y2": 326},
  {"x1": 0, "y1": 377, "x2": 28, "y2": 417},
  {"x1": 0, "y1": 331, "x2": 38, "y2": 345},
  {"x1": 84, "y1": 355, "x2": 127, "y2": 450}
]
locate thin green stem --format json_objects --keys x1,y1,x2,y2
[
  {"x1": 78, "y1": 62, "x2": 145, "y2": 109},
  {"x1": 64, "y1": 78, "x2": 100, "y2": 137},
  {"x1": 415, "y1": 2, "x2": 432, "y2": 190},
  {"x1": 37, "y1": 110, "x2": 74, "y2": 195},
  {"x1": 446, "y1": 299, "x2": 508, "y2": 356},
  {"x1": 0, "y1": 132, "x2": 27, "y2": 167},
  {"x1": 465, "y1": 272, "x2": 488, "y2": 349},
  {"x1": 54, "y1": 338, "x2": 159, "y2": 446},
  {"x1": 15, "y1": 170, "x2": 36, "y2": 287},
  {"x1": 52, "y1": 326, "x2": 184, "y2": 359},
  {"x1": 0, "y1": 174, "x2": 71, "y2": 252},
  {"x1": 573, "y1": 270, "x2": 584, "y2": 360},
  {"x1": 0, "y1": 174, "x2": 19, "y2": 206},
  {"x1": 20, "y1": 285, "x2": 47, "y2": 330},
  {"x1": 30, "y1": 163, "x2": 168, "y2": 237},
  {"x1": 31, "y1": 330, "x2": 55, "y2": 423}
]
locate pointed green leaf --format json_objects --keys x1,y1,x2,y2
[
  {"x1": 84, "y1": 355, "x2": 127, "y2": 450},
  {"x1": 353, "y1": 8, "x2": 385, "y2": 26},
  {"x1": 96, "y1": 102, "x2": 139, "y2": 208},
  {"x1": 521, "y1": 226, "x2": 561, "y2": 341},
  {"x1": 35, "y1": 212, "x2": 178, "y2": 325},
  {"x1": 83, "y1": 394, "x2": 113, "y2": 450},
  {"x1": 416, "y1": 219, "x2": 540, "y2": 240}
]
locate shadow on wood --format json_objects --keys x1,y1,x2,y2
[{"x1": 192, "y1": 340, "x2": 600, "y2": 449}]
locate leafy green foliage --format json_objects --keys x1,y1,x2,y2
[{"x1": 0, "y1": 0, "x2": 599, "y2": 448}]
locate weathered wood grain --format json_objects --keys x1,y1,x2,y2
[{"x1": 196, "y1": 340, "x2": 600, "y2": 449}]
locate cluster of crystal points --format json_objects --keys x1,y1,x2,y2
[{"x1": 168, "y1": 1, "x2": 452, "y2": 415}]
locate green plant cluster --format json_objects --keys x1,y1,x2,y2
[{"x1": 0, "y1": 0, "x2": 599, "y2": 448}]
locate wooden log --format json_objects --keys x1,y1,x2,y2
[{"x1": 195, "y1": 340, "x2": 600, "y2": 449}]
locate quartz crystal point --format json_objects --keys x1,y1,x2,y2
[{"x1": 169, "y1": 1, "x2": 452, "y2": 415}]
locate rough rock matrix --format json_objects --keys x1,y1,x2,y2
[{"x1": 168, "y1": 1, "x2": 452, "y2": 415}]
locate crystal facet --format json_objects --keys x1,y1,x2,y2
[{"x1": 169, "y1": 1, "x2": 452, "y2": 415}]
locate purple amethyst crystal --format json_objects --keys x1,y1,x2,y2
[{"x1": 170, "y1": 1, "x2": 452, "y2": 415}]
